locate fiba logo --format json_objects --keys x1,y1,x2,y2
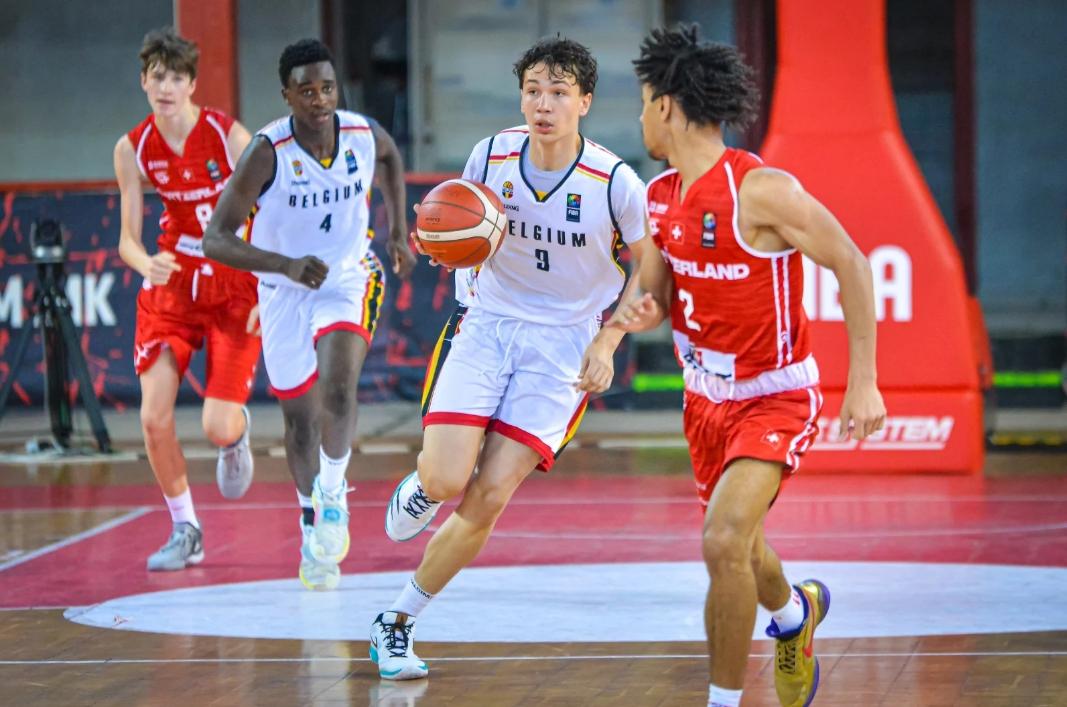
[{"x1": 501, "y1": 181, "x2": 514, "y2": 199}]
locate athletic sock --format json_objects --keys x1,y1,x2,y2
[
  {"x1": 390, "y1": 577, "x2": 434, "y2": 618},
  {"x1": 770, "y1": 586, "x2": 806, "y2": 634},
  {"x1": 164, "y1": 488, "x2": 199, "y2": 529},
  {"x1": 708, "y1": 684, "x2": 742, "y2": 707},
  {"x1": 297, "y1": 490, "x2": 314, "y2": 526},
  {"x1": 318, "y1": 447, "x2": 350, "y2": 494}
]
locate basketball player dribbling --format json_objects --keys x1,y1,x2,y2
[
  {"x1": 368, "y1": 37, "x2": 659, "y2": 681},
  {"x1": 615, "y1": 25, "x2": 887, "y2": 707},
  {"x1": 114, "y1": 28, "x2": 260, "y2": 571},
  {"x1": 203, "y1": 39, "x2": 415, "y2": 590}
]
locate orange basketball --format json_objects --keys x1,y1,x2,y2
[{"x1": 415, "y1": 179, "x2": 507, "y2": 269}]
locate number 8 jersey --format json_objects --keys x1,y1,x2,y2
[
  {"x1": 456, "y1": 126, "x2": 647, "y2": 325},
  {"x1": 251, "y1": 110, "x2": 376, "y2": 288}
]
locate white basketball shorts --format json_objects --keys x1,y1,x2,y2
[
  {"x1": 421, "y1": 305, "x2": 598, "y2": 471},
  {"x1": 258, "y1": 252, "x2": 384, "y2": 398}
]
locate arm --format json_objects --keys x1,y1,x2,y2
[
  {"x1": 226, "y1": 120, "x2": 253, "y2": 162},
  {"x1": 202, "y1": 136, "x2": 328, "y2": 288},
  {"x1": 607, "y1": 227, "x2": 671, "y2": 333},
  {"x1": 372, "y1": 121, "x2": 415, "y2": 278},
  {"x1": 113, "y1": 136, "x2": 181, "y2": 285},
  {"x1": 740, "y1": 167, "x2": 886, "y2": 439}
]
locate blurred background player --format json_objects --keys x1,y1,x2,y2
[
  {"x1": 114, "y1": 28, "x2": 260, "y2": 572},
  {"x1": 617, "y1": 24, "x2": 888, "y2": 707},
  {"x1": 203, "y1": 39, "x2": 415, "y2": 590},
  {"x1": 368, "y1": 37, "x2": 657, "y2": 680}
]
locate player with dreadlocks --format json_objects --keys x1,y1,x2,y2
[{"x1": 614, "y1": 24, "x2": 886, "y2": 707}]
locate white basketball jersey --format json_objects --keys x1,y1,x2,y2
[
  {"x1": 457, "y1": 127, "x2": 633, "y2": 325},
  {"x1": 251, "y1": 110, "x2": 375, "y2": 288}
]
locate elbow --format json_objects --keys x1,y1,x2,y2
[{"x1": 201, "y1": 230, "x2": 221, "y2": 260}]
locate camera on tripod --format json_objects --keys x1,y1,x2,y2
[{"x1": 0, "y1": 218, "x2": 111, "y2": 453}]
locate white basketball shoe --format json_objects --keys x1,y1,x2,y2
[{"x1": 384, "y1": 471, "x2": 441, "y2": 542}]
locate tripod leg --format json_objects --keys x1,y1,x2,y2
[
  {"x1": 0, "y1": 292, "x2": 45, "y2": 423},
  {"x1": 56, "y1": 306, "x2": 113, "y2": 453}
]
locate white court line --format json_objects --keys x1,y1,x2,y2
[
  {"x1": 0, "y1": 507, "x2": 152, "y2": 573},
  {"x1": 1, "y1": 650, "x2": 1063, "y2": 666}
]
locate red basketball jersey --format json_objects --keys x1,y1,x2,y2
[
  {"x1": 647, "y1": 149, "x2": 816, "y2": 392},
  {"x1": 127, "y1": 107, "x2": 236, "y2": 255}
]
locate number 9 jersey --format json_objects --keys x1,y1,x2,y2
[{"x1": 250, "y1": 110, "x2": 376, "y2": 288}]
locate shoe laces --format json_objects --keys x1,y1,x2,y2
[
  {"x1": 403, "y1": 485, "x2": 436, "y2": 518},
  {"x1": 162, "y1": 525, "x2": 195, "y2": 551},
  {"x1": 382, "y1": 620, "x2": 414, "y2": 658},
  {"x1": 777, "y1": 638, "x2": 798, "y2": 674}
]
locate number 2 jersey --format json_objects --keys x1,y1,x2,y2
[
  {"x1": 646, "y1": 148, "x2": 819, "y2": 399},
  {"x1": 127, "y1": 106, "x2": 237, "y2": 259},
  {"x1": 250, "y1": 110, "x2": 376, "y2": 288},
  {"x1": 456, "y1": 126, "x2": 647, "y2": 325}
]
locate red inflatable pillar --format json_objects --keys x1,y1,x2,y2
[
  {"x1": 175, "y1": 0, "x2": 239, "y2": 119},
  {"x1": 760, "y1": 0, "x2": 984, "y2": 473}
]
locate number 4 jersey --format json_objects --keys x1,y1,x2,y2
[
  {"x1": 128, "y1": 106, "x2": 238, "y2": 259},
  {"x1": 251, "y1": 110, "x2": 376, "y2": 288},
  {"x1": 646, "y1": 149, "x2": 819, "y2": 400}
]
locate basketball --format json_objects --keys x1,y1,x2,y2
[{"x1": 415, "y1": 179, "x2": 507, "y2": 268}]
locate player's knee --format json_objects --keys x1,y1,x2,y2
[
  {"x1": 416, "y1": 452, "x2": 466, "y2": 502},
  {"x1": 202, "y1": 412, "x2": 241, "y2": 448},
  {"x1": 140, "y1": 406, "x2": 175, "y2": 443},
  {"x1": 320, "y1": 382, "x2": 355, "y2": 421},
  {"x1": 702, "y1": 523, "x2": 750, "y2": 573},
  {"x1": 466, "y1": 476, "x2": 516, "y2": 518}
]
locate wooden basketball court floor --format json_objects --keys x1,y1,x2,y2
[{"x1": 1, "y1": 445, "x2": 1065, "y2": 706}]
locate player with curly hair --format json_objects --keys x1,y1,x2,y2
[{"x1": 618, "y1": 23, "x2": 886, "y2": 707}]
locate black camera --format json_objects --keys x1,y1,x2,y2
[{"x1": 29, "y1": 218, "x2": 66, "y2": 265}]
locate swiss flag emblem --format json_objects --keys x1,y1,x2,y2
[
  {"x1": 669, "y1": 221, "x2": 685, "y2": 242},
  {"x1": 762, "y1": 430, "x2": 783, "y2": 449}
]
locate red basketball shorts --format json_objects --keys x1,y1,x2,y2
[
  {"x1": 134, "y1": 255, "x2": 261, "y2": 403},
  {"x1": 683, "y1": 386, "x2": 823, "y2": 509}
]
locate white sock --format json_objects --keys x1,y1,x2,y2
[
  {"x1": 708, "y1": 684, "x2": 742, "y2": 707},
  {"x1": 390, "y1": 577, "x2": 434, "y2": 618},
  {"x1": 296, "y1": 490, "x2": 313, "y2": 509},
  {"x1": 164, "y1": 488, "x2": 199, "y2": 529},
  {"x1": 318, "y1": 447, "x2": 350, "y2": 493},
  {"x1": 771, "y1": 586, "x2": 806, "y2": 633}
]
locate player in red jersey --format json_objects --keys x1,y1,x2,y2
[
  {"x1": 613, "y1": 25, "x2": 886, "y2": 707},
  {"x1": 114, "y1": 28, "x2": 261, "y2": 571}
]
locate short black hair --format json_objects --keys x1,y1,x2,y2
[
  {"x1": 633, "y1": 23, "x2": 759, "y2": 129},
  {"x1": 278, "y1": 39, "x2": 334, "y2": 87},
  {"x1": 513, "y1": 37, "x2": 598, "y2": 95},
  {"x1": 140, "y1": 27, "x2": 198, "y2": 79}
]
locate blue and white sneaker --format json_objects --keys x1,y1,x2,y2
[
  {"x1": 369, "y1": 611, "x2": 429, "y2": 680},
  {"x1": 309, "y1": 475, "x2": 350, "y2": 564},
  {"x1": 299, "y1": 518, "x2": 340, "y2": 591},
  {"x1": 385, "y1": 471, "x2": 441, "y2": 542}
]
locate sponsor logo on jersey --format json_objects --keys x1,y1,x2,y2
[
  {"x1": 648, "y1": 200, "x2": 668, "y2": 215},
  {"x1": 701, "y1": 212, "x2": 716, "y2": 248},
  {"x1": 501, "y1": 180, "x2": 514, "y2": 199},
  {"x1": 147, "y1": 160, "x2": 168, "y2": 169},
  {"x1": 153, "y1": 171, "x2": 170, "y2": 185},
  {"x1": 344, "y1": 148, "x2": 358, "y2": 174},
  {"x1": 762, "y1": 430, "x2": 783, "y2": 449},
  {"x1": 206, "y1": 158, "x2": 222, "y2": 181},
  {"x1": 649, "y1": 218, "x2": 660, "y2": 236},
  {"x1": 566, "y1": 193, "x2": 581, "y2": 223}
]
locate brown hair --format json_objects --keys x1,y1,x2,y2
[{"x1": 139, "y1": 27, "x2": 199, "y2": 79}]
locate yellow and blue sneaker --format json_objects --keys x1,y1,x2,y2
[{"x1": 766, "y1": 579, "x2": 831, "y2": 707}]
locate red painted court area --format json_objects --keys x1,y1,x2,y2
[{"x1": 3, "y1": 469, "x2": 1065, "y2": 609}]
